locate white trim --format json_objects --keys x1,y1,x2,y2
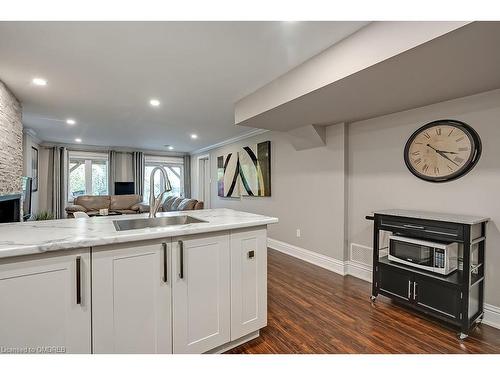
[
  {"x1": 41, "y1": 141, "x2": 187, "y2": 157},
  {"x1": 68, "y1": 150, "x2": 108, "y2": 160},
  {"x1": 484, "y1": 304, "x2": 500, "y2": 329},
  {"x1": 196, "y1": 154, "x2": 211, "y2": 208},
  {"x1": 345, "y1": 261, "x2": 372, "y2": 282},
  {"x1": 267, "y1": 238, "x2": 345, "y2": 276},
  {"x1": 206, "y1": 330, "x2": 260, "y2": 354},
  {"x1": 268, "y1": 237, "x2": 500, "y2": 330},
  {"x1": 24, "y1": 128, "x2": 43, "y2": 144},
  {"x1": 144, "y1": 155, "x2": 184, "y2": 164},
  {"x1": 190, "y1": 128, "x2": 269, "y2": 155}
]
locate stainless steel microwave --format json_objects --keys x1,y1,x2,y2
[{"x1": 388, "y1": 235, "x2": 458, "y2": 275}]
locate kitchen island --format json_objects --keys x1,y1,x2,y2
[{"x1": 0, "y1": 208, "x2": 278, "y2": 354}]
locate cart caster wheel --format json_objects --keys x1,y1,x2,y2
[
  {"x1": 370, "y1": 296, "x2": 377, "y2": 302},
  {"x1": 458, "y1": 332, "x2": 468, "y2": 340}
]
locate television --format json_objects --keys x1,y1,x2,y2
[
  {"x1": 114, "y1": 182, "x2": 135, "y2": 195},
  {"x1": 22, "y1": 176, "x2": 32, "y2": 220}
]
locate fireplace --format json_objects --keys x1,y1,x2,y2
[{"x1": 0, "y1": 194, "x2": 21, "y2": 223}]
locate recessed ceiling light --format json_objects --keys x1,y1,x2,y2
[
  {"x1": 168, "y1": 146, "x2": 174, "y2": 150},
  {"x1": 149, "y1": 99, "x2": 160, "y2": 107},
  {"x1": 190, "y1": 134, "x2": 198, "y2": 139},
  {"x1": 66, "y1": 119, "x2": 76, "y2": 125},
  {"x1": 32, "y1": 77, "x2": 48, "y2": 86},
  {"x1": 75, "y1": 138, "x2": 82, "y2": 143}
]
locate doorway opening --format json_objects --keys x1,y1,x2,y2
[{"x1": 197, "y1": 155, "x2": 211, "y2": 209}]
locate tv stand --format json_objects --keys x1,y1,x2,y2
[{"x1": 368, "y1": 209, "x2": 489, "y2": 339}]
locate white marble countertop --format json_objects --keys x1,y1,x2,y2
[
  {"x1": 373, "y1": 209, "x2": 489, "y2": 225},
  {"x1": 0, "y1": 209, "x2": 278, "y2": 259}
]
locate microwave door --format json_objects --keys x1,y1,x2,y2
[{"x1": 390, "y1": 240, "x2": 433, "y2": 266}]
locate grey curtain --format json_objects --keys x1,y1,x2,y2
[
  {"x1": 108, "y1": 150, "x2": 117, "y2": 195},
  {"x1": 183, "y1": 154, "x2": 191, "y2": 198},
  {"x1": 132, "y1": 151, "x2": 145, "y2": 197},
  {"x1": 49, "y1": 146, "x2": 68, "y2": 219}
]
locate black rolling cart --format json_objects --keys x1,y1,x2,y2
[{"x1": 368, "y1": 209, "x2": 489, "y2": 339}]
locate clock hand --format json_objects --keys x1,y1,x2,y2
[
  {"x1": 426, "y1": 144, "x2": 459, "y2": 166},
  {"x1": 426, "y1": 144, "x2": 440, "y2": 153},
  {"x1": 437, "y1": 151, "x2": 459, "y2": 166},
  {"x1": 426, "y1": 144, "x2": 458, "y2": 154}
]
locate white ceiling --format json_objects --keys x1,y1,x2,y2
[{"x1": 0, "y1": 21, "x2": 368, "y2": 152}]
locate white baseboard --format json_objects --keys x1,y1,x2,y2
[
  {"x1": 484, "y1": 304, "x2": 500, "y2": 329},
  {"x1": 268, "y1": 237, "x2": 500, "y2": 331},
  {"x1": 267, "y1": 238, "x2": 345, "y2": 276},
  {"x1": 207, "y1": 330, "x2": 260, "y2": 354},
  {"x1": 345, "y1": 261, "x2": 372, "y2": 282}
]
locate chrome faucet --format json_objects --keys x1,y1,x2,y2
[{"x1": 148, "y1": 166, "x2": 172, "y2": 218}]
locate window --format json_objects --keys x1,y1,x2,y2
[
  {"x1": 143, "y1": 156, "x2": 184, "y2": 202},
  {"x1": 68, "y1": 151, "x2": 108, "y2": 201}
]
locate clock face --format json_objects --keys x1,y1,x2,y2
[{"x1": 404, "y1": 120, "x2": 481, "y2": 182}]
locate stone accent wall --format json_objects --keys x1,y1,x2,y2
[{"x1": 0, "y1": 80, "x2": 23, "y2": 195}]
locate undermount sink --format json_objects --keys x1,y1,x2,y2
[{"x1": 113, "y1": 215, "x2": 207, "y2": 231}]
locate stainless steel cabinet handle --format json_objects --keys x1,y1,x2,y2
[
  {"x1": 403, "y1": 224, "x2": 425, "y2": 230},
  {"x1": 162, "y1": 242, "x2": 168, "y2": 283},
  {"x1": 413, "y1": 282, "x2": 418, "y2": 300},
  {"x1": 76, "y1": 256, "x2": 82, "y2": 305},
  {"x1": 178, "y1": 240, "x2": 184, "y2": 279},
  {"x1": 424, "y1": 229, "x2": 458, "y2": 237},
  {"x1": 408, "y1": 280, "x2": 411, "y2": 300}
]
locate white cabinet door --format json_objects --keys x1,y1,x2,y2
[
  {"x1": 92, "y1": 240, "x2": 172, "y2": 353},
  {"x1": 0, "y1": 249, "x2": 91, "y2": 353},
  {"x1": 172, "y1": 232, "x2": 230, "y2": 353},
  {"x1": 230, "y1": 226, "x2": 267, "y2": 340}
]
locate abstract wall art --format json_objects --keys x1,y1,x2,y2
[
  {"x1": 217, "y1": 152, "x2": 241, "y2": 198},
  {"x1": 239, "y1": 140, "x2": 271, "y2": 197},
  {"x1": 217, "y1": 141, "x2": 271, "y2": 198}
]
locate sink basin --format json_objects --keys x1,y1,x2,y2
[{"x1": 113, "y1": 216, "x2": 207, "y2": 231}]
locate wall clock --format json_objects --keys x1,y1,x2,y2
[{"x1": 404, "y1": 119, "x2": 482, "y2": 183}]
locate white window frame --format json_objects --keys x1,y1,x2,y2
[
  {"x1": 144, "y1": 155, "x2": 184, "y2": 200},
  {"x1": 68, "y1": 151, "x2": 109, "y2": 202}
]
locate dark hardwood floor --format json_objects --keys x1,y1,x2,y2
[{"x1": 227, "y1": 249, "x2": 500, "y2": 354}]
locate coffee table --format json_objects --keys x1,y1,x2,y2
[{"x1": 87, "y1": 211, "x2": 123, "y2": 217}]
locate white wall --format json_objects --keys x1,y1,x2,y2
[
  {"x1": 348, "y1": 89, "x2": 500, "y2": 307},
  {"x1": 192, "y1": 88, "x2": 500, "y2": 308},
  {"x1": 192, "y1": 124, "x2": 347, "y2": 260}
]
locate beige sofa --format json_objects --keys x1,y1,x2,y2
[
  {"x1": 65, "y1": 194, "x2": 142, "y2": 217},
  {"x1": 139, "y1": 196, "x2": 204, "y2": 213}
]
